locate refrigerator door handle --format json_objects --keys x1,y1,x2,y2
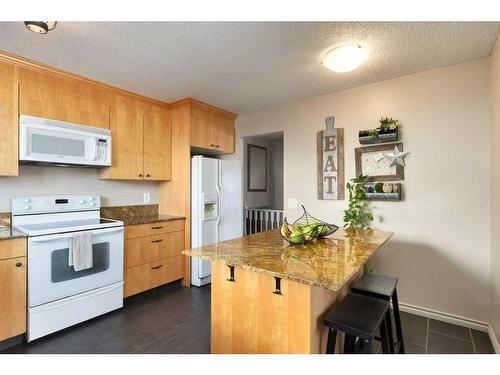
[{"x1": 215, "y1": 184, "x2": 222, "y2": 243}]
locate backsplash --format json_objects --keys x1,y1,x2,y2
[
  {"x1": 0, "y1": 165, "x2": 159, "y2": 211},
  {"x1": 100, "y1": 204, "x2": 159, "y2": 221},
  {"x1": 0, "y1": 212, "x2": 10, "y2": 226}
]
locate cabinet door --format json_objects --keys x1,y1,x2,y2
[
  {"x1": 0, "y1": 257, "x2": 26, "y2": 341},
  {"x1": 19, "y1": 84, "x2": 110, "y2": 129},
  {"x1": 214, "y1": 115, "x2": 235, "y2": 153},
  {"x1": 0, "y1": 62, "x2": 18, "y2": 176},
  {"x1": 144, "y1": 104, "x2": 171, "y2": 181},
  {"x1": 99, "y1": 102, "x2": 144, "y2": 180},
  {"x1": 190, "y1": 107, "x2": 215, "y2": 149}
]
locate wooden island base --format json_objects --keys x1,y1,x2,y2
[{"x1": 211, "y1": 261, "x2": 360, "y2": 354}]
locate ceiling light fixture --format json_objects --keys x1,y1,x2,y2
[
  {"x1": 321, "y1": 44, "x2": 368, "y2": 73},
  {"x1": 24, "y1": 21, "x2": 57, "y2": 34}
]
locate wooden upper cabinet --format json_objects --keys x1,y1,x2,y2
[
  {"x1": 144, "y1": 104, "x2": 172, "y2": 181},
  {"x1": 0, "y1": 62, "x2": 18, "y2": 176},
  {"x1": 19, "y1": 84, "x2": 110, "y2": 129},
  {"x1": 191, "y1": 107, "x2": 215, "y2": 149},
  {"x1": 190, "y1": 106, "x2": 235, "y2": 153},
  {"x1": 99, "y1": 102, "x2": 172, "y2": 181},
  {"x1": 99, "y1": 102, "x2": 144, "y2": 180},
  {"x1": 214, "y1": 115, "x2": 235, "y2": 153}
]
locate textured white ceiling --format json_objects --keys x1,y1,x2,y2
[{"x1": 0, "y1": 22, "x2": 498, "y2": 113}]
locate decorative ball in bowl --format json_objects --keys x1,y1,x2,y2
[{"x1": 280, "y1": 205, "x2": 339, "y2": 245}]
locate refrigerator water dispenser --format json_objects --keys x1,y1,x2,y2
[{"x1": 203, "y1": 201, "x2": 218, "y2": 221}]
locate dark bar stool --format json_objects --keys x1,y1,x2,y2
[
  {"x1": 323, "y1": 293, "x2": 394, "y2": 354},
  {"x1": 351, "y1": 272, "x2": 405, "y2": 354}
]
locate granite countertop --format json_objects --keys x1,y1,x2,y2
[
  {"x1": 183, "y1": 228, "x2": 393, "y2": 291},
  {"x1": 100, "y1": 204, "x2": 185, "y2": 226},
  {"x1": 0, "y1": 214, "x2": 27, "y2": 241},
  {"x1": 115, "y1": 214, "x2": 186, "y2": 226}
]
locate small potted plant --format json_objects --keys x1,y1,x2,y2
[{"x1": 359, "y1": 117, "x2": 400, "y2": 144}]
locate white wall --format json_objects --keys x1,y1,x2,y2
[
  {"x1": 236, "y1": 58, "x2": 491, "y2": 322},
  {"x1": 0, "y1": 165, "x2": 159, "y2": 211},
  {"x1": 490, "y1": 37, "x2": 500, "y2": 343}
]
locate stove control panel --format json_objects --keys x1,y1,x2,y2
[{"x1": 11, "y1": 195, "x2": 101, "y2": 215}]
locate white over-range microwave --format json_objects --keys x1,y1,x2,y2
[{"x1": 19, "y1": 115, "x2": 112, "y2": 167}]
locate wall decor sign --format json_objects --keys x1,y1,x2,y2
[
  {"x1": 317, "y1": 116, "x2": 345, "y2": 200},
  {"x1": 355, "y1": 142, "x2": 405, "y2": 182}
]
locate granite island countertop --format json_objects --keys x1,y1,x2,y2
[{"x1": 183, "y1": 228, "x2": 393, "y2": 291}]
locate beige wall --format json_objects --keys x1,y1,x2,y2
[
  {"x1": 0, "y1": 165, "x2": 159, "y2": 211},
  {"x1": 490, "y1": 37, "x2": 500, "y2": 343},
  {"x1": 236, "y1": 58, "x2": 491, "y2": 322}
]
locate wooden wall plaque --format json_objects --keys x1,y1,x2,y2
[{"x1": 317, "y1": 117, "x2": 345, "y2": 200}]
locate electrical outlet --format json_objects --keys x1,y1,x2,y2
[
  {"x1": 143, "y1": 193, "x2": 151, "y2": 204},
  {"x1": 287, "y1": 198, "x2": 298, "y2": 210}
]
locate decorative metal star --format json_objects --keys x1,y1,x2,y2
[{"x1": 384, "y1": 146, "x2": 409, "y2": 167}]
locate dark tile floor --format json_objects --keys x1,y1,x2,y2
[
  {"x1": 0, "y1": 282, "x2": 495, "y2": 354},
  {"x1": 399, "y1": 311, "x2": 495, "y2": 354}
]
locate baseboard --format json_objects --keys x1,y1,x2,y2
[
  {"x1": 398, "y1": 302, "x2": 489, "y2": 332},
  {"x1": 488, "y1": 325, "x2": 500, "y2": 354}
]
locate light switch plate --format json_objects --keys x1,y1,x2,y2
[
  {"x1": 143, "y1": 193, "x2": 151, "y2": 204},
  {"x1": 288, "y1": 198, "x2": 298, "y2": 209}
]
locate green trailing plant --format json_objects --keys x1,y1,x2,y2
[{"x1": 343, "y1": 175, "x2": 373, "y2": 230}]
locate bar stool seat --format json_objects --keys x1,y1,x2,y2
[
  {"x1": 323, "y1": 293, "x2": 394, "y2": 354},
  {"x1": 351, "y1": 272, "x2": 405, "y2": 354},
  {"x1": 351, "y1": 272, "x2": 397, "y2": 297}
]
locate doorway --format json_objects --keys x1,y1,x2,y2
[{"x1": 242, "y1": 132, "x2": 284, "y2": 234}]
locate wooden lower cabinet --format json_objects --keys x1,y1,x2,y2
[
  {"x1": 124, "y1": 256, "x2": 184, "y2": 297},
  {"x1": 210, "y1": 261, "x2": 354, "y2": 354},
  {"x1": 123, "y1": 221, "x2": 185, "y2": 298},
  {"x1": 0, "y1": 239, "x2": 27, "y2": 342}
]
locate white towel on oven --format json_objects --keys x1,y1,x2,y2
[{"x1": 68, "y1": 232, "x2": 93, "y2": 271}]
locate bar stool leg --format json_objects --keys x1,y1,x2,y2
[
  {"x1": 326, "y1": 328, "x2": 337, "y2": 354},
  {"x1": 380, "y1": 314, "x2": 391, "y2": 354},
  {"x1": 344, "y1": 334, "x2": 356, "y2": 354},
  {"x1": 391, "y1": 289, "x2": 405, "y2": 354},
  {"x1": 384, "y1": 310, "x2": 395, "y2": 353},
  {"x1": 364, "y1": 339, "x2": 373, "y2": 354}
]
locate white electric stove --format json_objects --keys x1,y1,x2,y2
[{"x1": 12, "y1": 195, "x2": 124, "y2": 342}]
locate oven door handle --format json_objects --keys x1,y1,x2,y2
[{"x1": 29, "y1": 227, "x2": 124, "y2": 243}]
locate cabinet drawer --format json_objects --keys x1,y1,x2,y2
[
  {"x1": 0, "y1": 238, "x2": 27, "y2": 260},
  {"x1": 124, "y1": 219, "x2": 185, "y2": 239},
  {"x1": 124, "y1": 255, "x2": 185, "y2": 297},
  {"x1": 125, "y1": 231, "x2": 184, "y2": 268},
  {"x1": 0, "y1": 256, "x2": 27, "y2": 341}
]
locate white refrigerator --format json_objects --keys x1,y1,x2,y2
[{"x1": 191, "y1": 156, "x2": 242, "y2": 286}]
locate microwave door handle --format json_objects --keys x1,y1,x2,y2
[
  {"x1": 29, "y1": 227, "x2": 124, "y2": 243},
  {"x1": 92, "y1": 138, "x2": 99, "y2": 161}
]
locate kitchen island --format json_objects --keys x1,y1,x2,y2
[{"x1": 183, "y1": 228, "x2": 393, "y2": 354}]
